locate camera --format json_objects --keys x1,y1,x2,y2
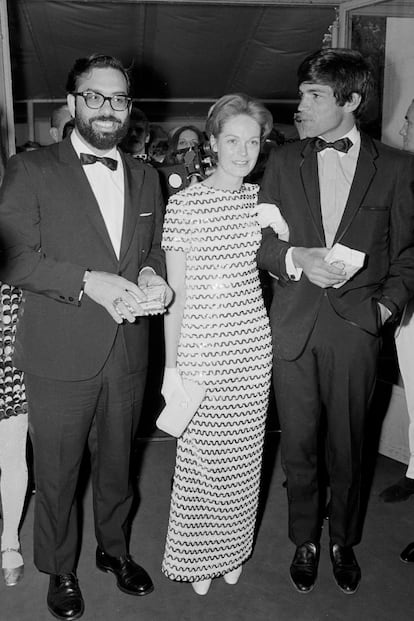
[
  {"x1": 157, "y1": 145, "x2": 215, "y2": 198},
  {"x1": 180, "y1": 144, "x2": 214, "y2": 181}
]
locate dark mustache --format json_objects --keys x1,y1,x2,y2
[{"x1": 91, "y1": 116, "x2": 121, "y2": 124}]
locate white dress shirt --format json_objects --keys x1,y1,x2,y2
[
  {"x1": 71, "y1": 131, "x2": 124, "y2": 259},
  {"x1": 286, "y1": 125, "x2": 360, "y2": 280},
  {"x1": 318, "y1": 125, "x2": 360, "y2": 248}
]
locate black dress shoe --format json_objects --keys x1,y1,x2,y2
[
  {"x1": 47, "y1": 573, "x2": 84, "y2": 620},
  {"x1": 290, "y1": 542, "x2": 320, "y2": 593},
  {"x1": 379, "y1": 477, "x2": 414, "y2": 502},
  {"x1": 400, "y1": 541, "x2": 414, "y2": 563},
  {"x1": 96, "y1": 547, "x2": 153, "y2": 596},
  {"x1": 330, "y1": 544, "x2": 361, "y2": 594}
]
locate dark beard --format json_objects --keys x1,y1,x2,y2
[{"x1": 76, "y1": 114, "x2": 129, "y2": 150}]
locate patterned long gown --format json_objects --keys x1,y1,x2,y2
[
  {"x1": 161, "y1": 182, "x2": 272, "y2": 582},
  {"x1": 0, "y1": 284, "x2": 27, "y2": 421}
]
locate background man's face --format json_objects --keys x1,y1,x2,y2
[
  {"x1": 50, "y1": 106, "x2": 72, "y2": 143},
  {"x1": 121, "y1": 119, "x2": 148, "y2": 155},
  {"x1": 400, "y1": 100, "x2": 414, "y2": 153}
]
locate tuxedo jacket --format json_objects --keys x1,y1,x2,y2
[
  {"x1": 257, "y1": 133, "x2": 414, "y2": 361},
  {"x1": 0, "y1": 138, "x2": 165, "y2": 380}
]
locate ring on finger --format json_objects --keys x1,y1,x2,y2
[{"x1": 112, "y1": 296, "x2": 124, "y2": 310}]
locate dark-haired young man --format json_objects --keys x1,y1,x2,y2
[
  {"x1": 0, "y1": 54, "x2": 171, "y2": 620},
  {"x1": 257, "y1": 48, "x2": 414, "y2": 595}
]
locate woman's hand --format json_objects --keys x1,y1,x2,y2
[{"x1": 161, "y1": 367, "x2": 187, "y2": 403}]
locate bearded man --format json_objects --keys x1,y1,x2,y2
[{"x1": 0, "y1": 54, "x2": 171, "y2": 620}]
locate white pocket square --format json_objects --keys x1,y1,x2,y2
[{"x1": 140, "y1": 212, "x2": 152, "y2": 217}]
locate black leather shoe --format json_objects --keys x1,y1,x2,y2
[
  {"x1": 400, "y1": 541, "x2": 414, "y2": 563},
  {"x1": 96, "y1": 547, "x2": 153, "y2": 596},
  {"x1": 330, "y1": 544, "x2": 361, "y2": 594},
  {"x1": 379, "y1": 477, "x2": 414, "y2": 502},
  {"x1": 47, "y1": 573, "x2": 84, "y2": 620},
  {"x1": 290, "y1": 542, "x2": 320, "y2": 593}
]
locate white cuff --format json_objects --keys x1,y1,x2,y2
[{"x1": 286, "y1": 247, "x2": 303, "y2": 281}]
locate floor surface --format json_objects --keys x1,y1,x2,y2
[{"x1": 1, "y1": 429, "x2": 413, "y2": 621}]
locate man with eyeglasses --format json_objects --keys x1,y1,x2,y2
[{"x1": 0, "y1": 54, "x2": 171, "y2": 620}]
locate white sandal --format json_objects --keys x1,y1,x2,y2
[
  {"x1": 191, "y1": 579, "x2": 212, "y2": 595},
  {"x1": 223, "y1": 565, "x2": 243, "y2": 585},
  {"x1": 2, "y1": 547, "x2": 24, "y2": 587}
]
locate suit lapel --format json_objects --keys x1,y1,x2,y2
[
  {"x1": 119, "y1": 154, "x2": 143, "y2": 261},
  {"x1": 300, "y1": 140, "x2": 325, "y2": 245},
  {"x1": 334, "y1": 133, "x2": 379, "y2": 244},
  {"x1": 58, "y1": 139, "x2": 118, "y2": 259}
]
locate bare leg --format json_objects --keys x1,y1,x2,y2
[{"x1": 0, "y1": 413, "x2": 28, "y2": 577}]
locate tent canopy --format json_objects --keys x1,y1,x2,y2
[{"x1": 8, "y1": 0, "x2": 338, "y2": 123}]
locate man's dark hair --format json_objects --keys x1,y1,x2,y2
[
  {"x1": 297, "y1": 48, "x2": 374, "y2": 119},
  {"x1": 66, "y1": 54, "x2": 130, "y2": 94}
]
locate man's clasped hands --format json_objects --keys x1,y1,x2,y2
[{"x1": 83, "y1": 269, "x2": 173, "y2": 324}]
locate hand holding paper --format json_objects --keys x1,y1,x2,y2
[{"x1": 324, "y1": 243, "x2": 366, "y2": 288}]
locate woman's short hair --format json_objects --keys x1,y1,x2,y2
[
  {"x1": 206, "y1": 93, "x2": 273, "y2": 142},
  {"x1": 297, "y1": 48, "x2": 374, "y2": 120}
]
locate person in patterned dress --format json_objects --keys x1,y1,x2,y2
[
  {"x1": 0, "y1": 282, "x2": 28, "y2": 586},
  {"x1": 161, "y1": 93, "x2": 275, "y2": 595}
]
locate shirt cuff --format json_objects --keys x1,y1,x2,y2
[
  {"x1": 378, "y1": 302, "x2": 392, "y2": 323},
  {"x1": 139, "y1": 266, "x2": 156, "y2": 276},
  {"x1": 286, "y1": 247, "x2": 303, "y2": 281},
  {"x1": 78, "y1": 269, "x2": 91, "y2": 304}
]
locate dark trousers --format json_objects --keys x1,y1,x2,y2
[
  {"x1": 273, "y1": 297, "x2": 380, "y2": 548},
  {"x1": 25, "y1": 330, "x2": 147, "y2": 574}
]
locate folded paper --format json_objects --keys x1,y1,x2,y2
[{"x1": 324, "y1": 243, "x2": 366, "y2": 288}]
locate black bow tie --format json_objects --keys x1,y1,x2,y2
[
  {"x1": 80, "y1": 152, "x2": 118, "y2": 171},
  {"x1": 312, "y1": 137, "x2": 353, "y2": 153}
]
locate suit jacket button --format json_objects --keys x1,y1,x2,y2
[{"x1": 68, "y1": 296, "x2": 74, "y2": 302}]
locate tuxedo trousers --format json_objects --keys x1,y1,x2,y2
[
  {"x1": 395, "y1": 298, "x2": 414, "y2": 479},
  {"x1": 25, "y1": 327, "x2": 147, "y2": 575},
  {"x1": 273, "y1": 296, "x2": 380, "y2": 548}
]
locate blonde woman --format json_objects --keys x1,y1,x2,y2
[{"x1": 161, "y1": 94, "x2": 279, "y2": 595}]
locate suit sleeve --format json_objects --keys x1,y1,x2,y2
[
  {"x1": 0, "y1": 155, "x2": 85, "y2": 303},
  {"x1": 256, "y1": 148, "x2": 291, "y2": 281},
  {"x1": 379, "y1": 151, "x2": 414, "y2": 316},
  {"x1": 139, "y1": 166, "x2": 166, "y2": 279}
]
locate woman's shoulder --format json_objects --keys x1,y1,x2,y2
[
  {"x1": 168, "y1": 181, "x2": 211, "y2": 204},
  {"x1": 242, "y1": 182, "x2": 259, "y2": 193}
]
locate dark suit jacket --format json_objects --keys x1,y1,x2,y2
[
  {"x1": 0, "y1": 138, "x2": 165, "y2": 380},
  {"x1": 257, "y1": 133, "x2": 414, "y2": 361}
]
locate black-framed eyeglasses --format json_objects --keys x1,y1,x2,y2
[{"x1": 72, "y1": 91, "x2": 132, "y2": 111}]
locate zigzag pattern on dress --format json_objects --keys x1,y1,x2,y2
[
  {"x1": 0, "y1": 284, "x2": 27, "y2": 420},
  {"x1": 161, "y1": 182, "x2": 272, "y2": 582}
]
